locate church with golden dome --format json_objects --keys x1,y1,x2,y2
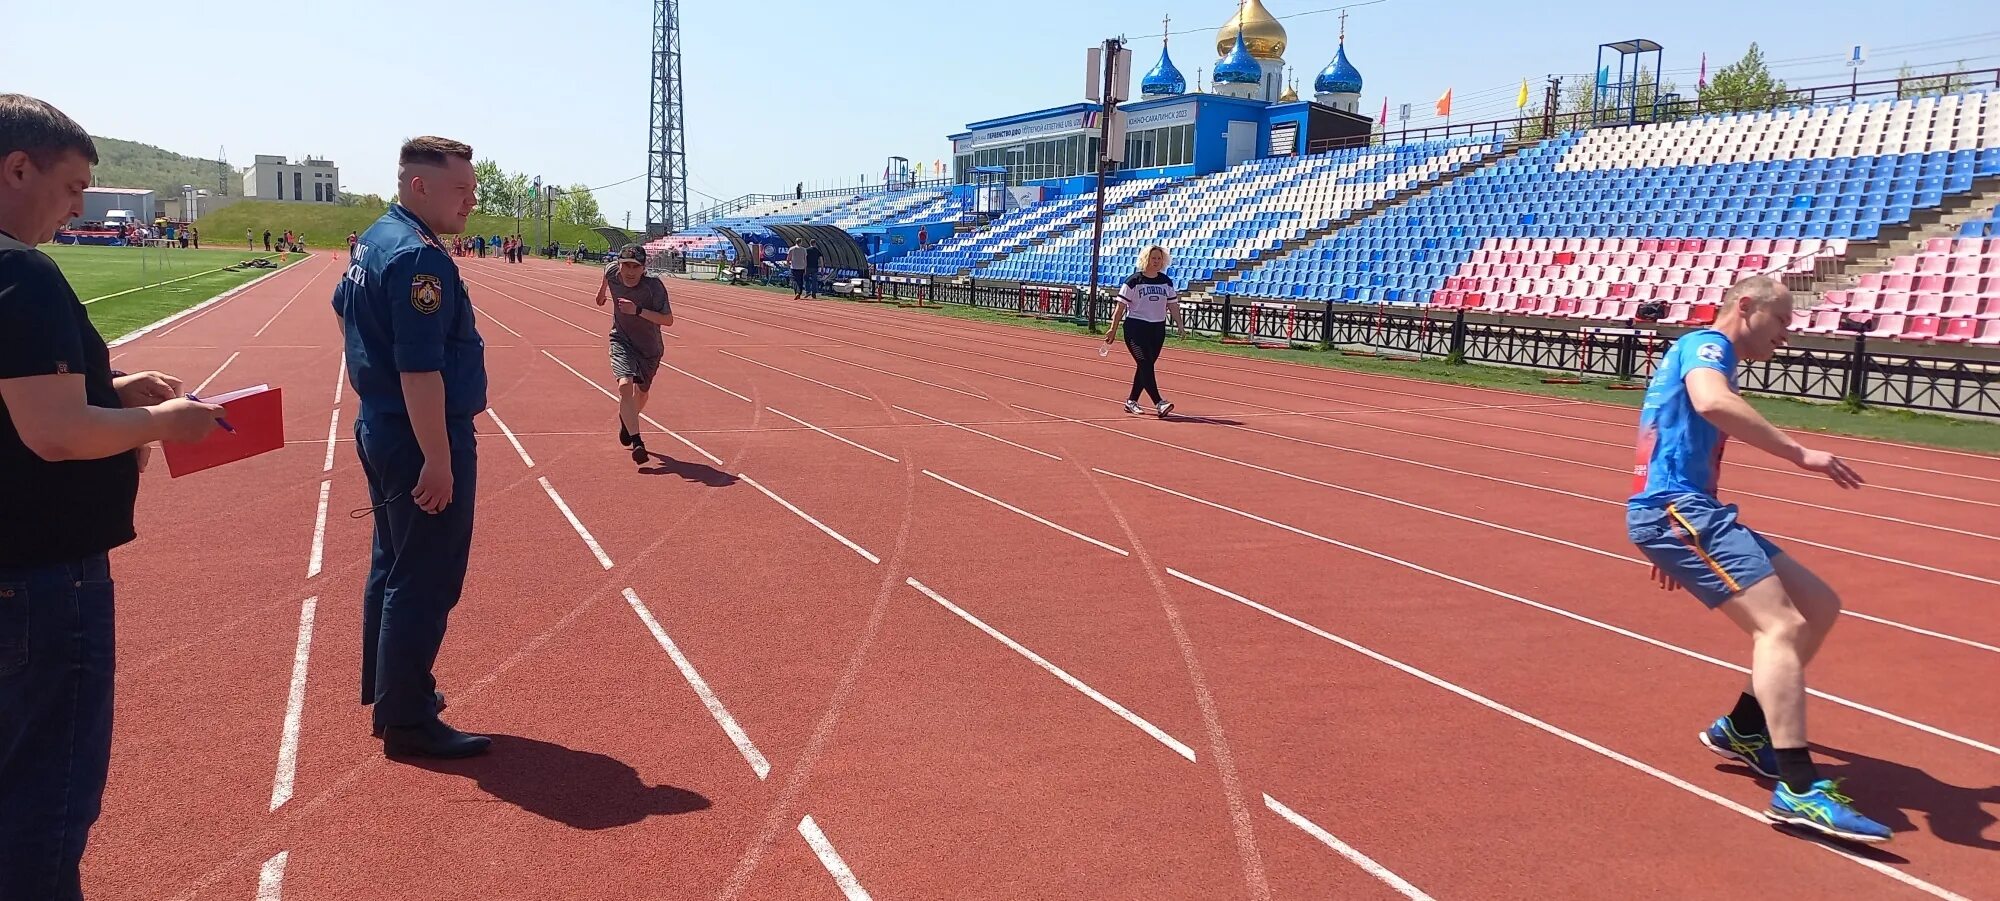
[
  {"x1": 942, "y1": 0, "x2": 1377, "y2": 202},
  {"x1": 1212, "y1": 0, "x2": 1290, "y2": 103}
]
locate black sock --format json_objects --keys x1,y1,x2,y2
[
  {"x1": 1729, "y1": 692, "x2": 1768, "y2": 736},
  {"x1": 1775, "y1": 746, "x2": 1820, "y2": 794}
]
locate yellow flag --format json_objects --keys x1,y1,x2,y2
[{"x1": 1516, "y1": 78, "x2": 1530, "y2": 109}]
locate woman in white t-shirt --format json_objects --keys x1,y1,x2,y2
[{"x1": 1102, "y1": 244, "x2": 1180, "y2": 417}]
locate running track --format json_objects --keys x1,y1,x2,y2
[{"x1": 89, "y1": 253, "x2": 2000, "y2": 900}]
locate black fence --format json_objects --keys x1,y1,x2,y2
[{"x1": 873, "y1": 277, "x2": 2000, "y2": 418}]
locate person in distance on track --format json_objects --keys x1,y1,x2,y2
[
  {"x1": 1626, "y1": 275, "x2": 1889, "y2": 843},
  {"x1": 330, "y1": 136, "x2": 491, "y2": 759},
  {"x1": 594, "y1": 244, "x2": 673, "y2": 464},
  {"x1": 0, "y1": 93, "x2": 224, "y2": 901},
  {"x1": 1101, "y1": 243, "x2": 1181, "y2": 418}
]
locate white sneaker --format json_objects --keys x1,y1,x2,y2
[
  {"x1": 1123, "y1": 400, "x2": 1141, "y2": 415},
  {"x1": 1156, "y1": 401, "x2": 1175, "y2": 418}
]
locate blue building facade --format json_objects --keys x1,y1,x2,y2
[{"x1": 947, "y1": 3, "x2": 1372, "y2": 202}]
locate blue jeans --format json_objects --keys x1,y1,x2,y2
[
  {"x1": 355, "y1": 416, "x2": 478, "y2": 730},
  {"x1": 0, "y1": 554, "x2": 115, "y2": 901}
]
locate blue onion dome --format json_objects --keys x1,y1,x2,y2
[
  {"x1": 1215, "y1": 30, "x2": 1262, "y2": 85},
  {"x1": 1142, "y1": 42, "x2": 1188, "y2": 95},
  {"x1": 1315, "y1": 41, "x2": 1363, "y2": 95}
]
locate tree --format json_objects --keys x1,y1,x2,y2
[
  {"x1": 474, "y1": 159, "x2": 534, "y2": 217},
  {"x1": 1898, "y1": 62, "x2": 1968, "y2": 99},
  {"x1": 1699, "y1": 43, "x2": 1788, "y2": 113},
  {"x1": 554, "y1": 183, "x2": 606, "y2": 227}
]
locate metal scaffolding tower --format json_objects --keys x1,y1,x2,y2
[{"x1": 646, "y1": 0, "x2": 689, "y2": 237}]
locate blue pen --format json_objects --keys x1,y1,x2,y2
[{"x1": 186, "y1": 393, "x2": 236, "y2": 433}]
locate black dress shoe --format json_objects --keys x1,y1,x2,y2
[
  {"x1": 381, "y1": 718, "x2": 491, "y2": 759},
  {"x1": 371, "y1": 690, "x2": 449, "y2": 738}
]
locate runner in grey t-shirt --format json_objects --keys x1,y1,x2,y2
[{"x1": 594, "y1": 245, "x2": 673, "y2": 463}]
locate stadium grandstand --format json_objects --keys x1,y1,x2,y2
[{"x1": 646, "y1": 5, "x2": 2000, "y2": 352}]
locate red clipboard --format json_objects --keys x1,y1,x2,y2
[{"x1": 159, "y1": 385, "x2": 286, "y2": 477}]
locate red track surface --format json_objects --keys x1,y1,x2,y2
[{"x1": 87, "y1": 254, "x2": 1999, "y2": 900}]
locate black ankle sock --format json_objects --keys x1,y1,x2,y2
[
  {"x1": 1729, "y1": 692, "x2": 1768, "y2": 736},
  {"x1": 1775, "y1": 746, "x2": 1820, "y2": 794}
]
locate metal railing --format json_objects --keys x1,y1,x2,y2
[
  {"x1": 1310, "y1": 66, "x2": 2000, "y2": 154},
  {"x1": 872, "y1": 276, "x2": 2000, "y2": 417}
]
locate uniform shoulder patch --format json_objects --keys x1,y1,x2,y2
[
  {"x1": 1696, "y1": 342, "x2": 1725, "y2": 364},
  {"x1": 411, "y1": 273, "x2": 443, "y2": 315}
]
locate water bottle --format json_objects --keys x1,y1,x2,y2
[{"x1": 1098, "y1": 343, "x2": 1109, "y2": 358}]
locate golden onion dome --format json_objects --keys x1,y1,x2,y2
[
  {"x1": 1279, "y1": 81, "x2": 1299, "y2": 102},
  {"x1": 1215, "y1": 0, "x2": 1287, "y2": 59}
]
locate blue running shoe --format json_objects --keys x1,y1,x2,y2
[
  {"x1": 1766, "y1": 779, "x2": 1893, "y2": 844},
  {"x1": 1699, "y1": 716, "x2": 1779, "y2": 779}
]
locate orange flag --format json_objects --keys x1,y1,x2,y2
[{"x1": 1435, "y1": 88, "x2": 1453, "y2": 117}]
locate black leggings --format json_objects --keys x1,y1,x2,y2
[{"x1": 1122, "y1": 318, "x2": 1167, "y2": 404}]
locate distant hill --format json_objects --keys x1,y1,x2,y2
[{"x1": 89, "y1": 136, "x2": 239, "y2": 198}]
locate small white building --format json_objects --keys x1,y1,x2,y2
[{"x1": 243, "y1": 154, "x2": 340, "y2": 203}]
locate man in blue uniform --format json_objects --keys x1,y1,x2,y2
[
  {"x1": 331, "y1": 136, "x2": 490, "y2": 758},
  {"x1": 1626, "y1": 275, "x2": 1888, "y2": 843}
]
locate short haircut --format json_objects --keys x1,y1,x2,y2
[
  {"x1": 1724, "y1": 274, "x2": 1790, "y2": 310},
  {"x1": 399, "y1": 136, "x2": 473, "y2": 167},
  {"x1": 0, "y1": 93, "x2": 99, "y2": 168}
]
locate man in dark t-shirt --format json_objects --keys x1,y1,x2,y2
[
  {"x1": 594, "y1": 245, "x2": 672, "y2": 464},
  {"x1": 0, "y1": 94, "x2": 223, "y2": 901}
]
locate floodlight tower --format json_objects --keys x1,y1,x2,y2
[{"x1": 646, "y1": 0, "x2": 690, "y2": 237}]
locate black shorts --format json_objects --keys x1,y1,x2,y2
[{"x1": 609, "y1": 336, "x2": 662, "y2": 388}]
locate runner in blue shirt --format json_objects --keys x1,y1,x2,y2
[{"x1": 1627, "y1": 275, "x2": 1887, "y2": 843}]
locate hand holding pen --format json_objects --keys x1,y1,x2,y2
[{"x1": 152, "y1": 395, "x2": 228, "y2": 444}]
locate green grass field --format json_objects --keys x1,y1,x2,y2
[
  {"x1": 714, "y1": 278, "x2": 2000, "y2": 453},
  {"x1": 45, "y1": 244, "x2": 307, "y2": 340},
  {"x1": 197, "y1": 200, "x2": 615, "y2": 254}
]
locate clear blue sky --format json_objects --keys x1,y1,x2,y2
[{"x1": 6, "y1": 1, "x2": 1995, "y2": 229}]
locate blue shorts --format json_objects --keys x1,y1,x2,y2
[{"x1": 1627, "y1": 494, "x2": 1784, "y2": 609}]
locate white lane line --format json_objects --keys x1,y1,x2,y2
[
  {"x1": 193, "y1": 351, "x2": 241, "y2": 395},
  {"x1": 148, "y1": 255, "x2": 323, "y2": 342},
  {"x1": 1111, "y1": 468, "x2": 2000, "y2": 757},
  {"x1": 1841, "y1": 611, "x2": 2000, "y2": 655},
  {"x1": 623, "y1": 589, "x2": 770, "y2": 779},
  {"x1": 306, "y1": 481, "x2": 330, "y2": 579},
  {"x1": 1169, "y1": 570, "x2": 1970, "y2": 901},
  {"x1": 333, "y1": 355, "x2": 347, "y2": 405},
  {"x1": 893, "y1": 405, "x2": 1062, "y2": 461},
  {"x1": 906, "y1": 577, "x2": 1195, "y2": 762},
  {"x1": 687, "y1": 317, "x2": 754, "y2": 338},
  {"x1": 321, "y1": 407, "x2": 340, "y2": 473},
  {"x1": 539, "y1": 477, "x2": 614, "y2": 569},
  {"x1": 1204, "y1": 413, "x2": 2000, "y2": 585},
  {"x1": 799, "y1": 348, "x2": 988, "y2": 399},
  {"x1": 254, "y1": 850, "x2": 289, "y2": 901},
  {"x1": 716, "y1": 349, "x2": 871, "y2": 400},
  {"x1": 252, "y1": 285, "x2": 307, "y2": 338},
  {"x1": 922, "y1": 470, "x2": 1126, "y2": 556},
  {"x1": 1263, "y1": 794, "x2": 1433, "y2": 901},
  {"x1": 662, "y1": 360, "x2": 753, "y2": 404},
  {"x1": 467, "y1": 278, "x2": 599, "y2": 336},
  {"x1": 485, "y1": 407, "x2": 535, "y2": 468},
  {"x1": 741, "y1": 475, "x2": 879, "y2": 564},
  {"x1": 1027, "y1": 402, "x2": 2000, "y2": 592},
  {"x1": 538, "y1": 349, "x2": 727, "y2": 466},
  {"x1": 642, "y1": 413, "x2": 728, "y2": 467},
  {"x1": 473, "y1": 305, "x2": 523, "y2": 338},
  {"x1": 799, "y1": 816, "x2": 872, "y2": 901},
  {"x1": 269, "y1": 595, "x2": 318, "y2": 811},
  {"x1": 767, "y1": 407, "x2": 899, "y2": 463},
  {"x1": 1059, "y1": 420, "x2": 1638, "y2": 567}
]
